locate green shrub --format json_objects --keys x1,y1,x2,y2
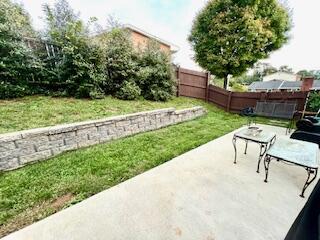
[
  {"x1": 100, "y1": 28, "x2": 138, "y2": 94},
  {"x1": 43, "y1": 2, "x2": 106, "y2": 99},
  {"x1": 137, "y1": 41, "x2": 176, "y2": 101},
  {"x1": 115, "y1": 81, "x2": 141, "y2": 100},
  {"x1": 0, "y1": 82, "x2": 28, "y2": 99},
  {"x1": 0, "y1": 0, "x2": 177, "y2": 102},
  {"x1": 75, "y1": 84, "x2": 104, "y2": 99},
  {"x1": 307, "y1": 92, "x2": 320, "y2": 112},
  {"x1": 0, "y1": 0, "x2": 41, "y2": 99},
  {"x1": 146, "y1": 85, "x2": 174, "y2": 102}
]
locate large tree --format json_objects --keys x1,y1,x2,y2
[{"x1": 189, "y1": 0, "x2": 291, "y2": 89}]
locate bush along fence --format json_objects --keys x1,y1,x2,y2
[
  {"x1": 0, "y1": 106, "x2": 206, "y2": 171},
  {"x1": 176, "y1": 67, "x2": 308, "y2": 113}
]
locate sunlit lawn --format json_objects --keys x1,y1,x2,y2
[
  {"x1": 0, "y1": 95, "x2": 201, "y2": 134},
  {"x1": 0, "y1": 96, "x2": 288, "y2": 237}
]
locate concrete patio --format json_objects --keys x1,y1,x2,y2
[{"x1": 3, "y1": 124, "x2": 317, "y2": 240}]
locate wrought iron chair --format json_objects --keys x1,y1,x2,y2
[{"x1": 241, "y1": 101, "x2": 297, "y2": 133}]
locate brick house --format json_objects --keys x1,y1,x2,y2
[
  {"x1": 124, "y1": 24, "x2": 179, "y2": 55},
  {"x1": 95, "y1": 24, "x2": 179, "y2": 56}
]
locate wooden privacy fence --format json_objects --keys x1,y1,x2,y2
[
  {"x1": 176, "y1": 67, "x2": 210, "y2": 100},
  {"x1": 176, "y1": 67, "x2": 308, "y2": 113},
  {"x1": 208, "y1": 85, "x2": 308, "y2": 113}
]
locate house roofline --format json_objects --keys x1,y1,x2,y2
[
  {"x1": 123, "y1": 24, "x2": 180, "y2": 53},
  {"x1": 278, "y1": 81, "x2": 285, "y2": 90}
]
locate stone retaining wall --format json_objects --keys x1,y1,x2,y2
[{"x1": 0, "y1": 106, "x2": 206, "y2": 171}]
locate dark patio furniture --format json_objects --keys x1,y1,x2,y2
[
  {"x1": 291, "y1": 109, "x2": 320, "y2": 147},
  {"x1": 240, "y1": 107, "x2": 256, "y2": 126},
  {"x1": 248, "y1": 101, "x2": 297, "y2": 133},
  {"x1": 285, "y1": 179, "x2": 320, "y2": 240},
  {"x1": 291, "y1": 131, "x2": 320, "y2": 147}
]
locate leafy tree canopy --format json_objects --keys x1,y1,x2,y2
[
  {"x1": 43, "y1": 0, "x2": 79, "y2": 44},
  {"x1": 189, "y1": 0, "x2": 291, "y2": 89},
  {"x1": 279, "y1": 65, "x2": 293, "y2": 73},
  {"x1": 297, "y1": 70, "x2": 320, "y2": 80}
]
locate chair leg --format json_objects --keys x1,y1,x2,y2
[
  {"x1": 264, "y1": 155, "x2": 271, "y2": 183},
  {"x1": 300, "y1": 168, "x2": 318, "y2": 198},
  {"x1": 244, "y1": 140, "x2": 248, "y2": 154},
  {"x1": 286, "y1": 119, "x2": 294, "y2": 135}
]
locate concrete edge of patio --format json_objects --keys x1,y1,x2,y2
[{"x1": 3, "y1": 124, "x2": 316, "y2": 240}]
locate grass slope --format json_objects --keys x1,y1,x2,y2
[
  {"x1": 0, "y1": 101, "x2": 246, "y2": 237},
  {"x1": 0, "y1": 96, "x2": 200, "y2": 134}
]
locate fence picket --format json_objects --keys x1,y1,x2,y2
[{"x1": 176, "y1": 67, "x2": 308, "y2": 113}]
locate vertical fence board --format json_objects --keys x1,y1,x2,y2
[
  {"x1": 177, "y1": 67, "x2": 308, "y2": 114},
  {"x1": 176, "y1": 67, "x2": 208, "y2": 100}
]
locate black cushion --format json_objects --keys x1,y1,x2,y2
[
  {"x1": 290, "y1": 130, "x2": 320, "y2": 147},
  {"x1": 285, "y1": 179, "x2": 320, "y2": 240},
  {"x1": 296, "y1": 119, "x2": 315, "y2": 132},
  {"x1": 305, "y1": 116, "x2": 320, "y2": 124},
  {"x1": 240, "y1": 107, "x2": 255, "y2": 117}
]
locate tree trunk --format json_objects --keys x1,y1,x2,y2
[{"x1": 223, "y1": 74, "x2": 229, "y2": 89}]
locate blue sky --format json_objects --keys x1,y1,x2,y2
[{"x1": 19, "y1": 0, "x2": 320, "y2": 72}]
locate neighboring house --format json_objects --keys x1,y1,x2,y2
[
  {"x1": 263, "y1": 72, "x2": 301, "y2": 82},
  {"x1": 124, "y1": 24, "x2": 179, "y2": 55},
  {"x1": 249, "y1": 80, "x2": 284, "y2": 92},
  {"x1": 95, "y1": 24, "x2": 179, "y2": 55},
  {"x1": 248, "y1": 78, "x2": 320, "y2": 92}
]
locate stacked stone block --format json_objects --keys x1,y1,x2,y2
[{"x1": 0, "y1": 106, "x2": 206, "y2": 171}]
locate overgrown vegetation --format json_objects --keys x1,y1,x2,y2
[
  {"x1": 137, "y1": 41, "x2": 175, "y2": 101},
  {"x1": 0, "y1": 0, "x2": 42, "y2": 98},
  {"x1": 0, "y1": 0, "x2": 176, "y2": 101},
  {"x1": 101, "y1": 28, "x2": 138, "y2": 96},
  {"x1": 307, "y1": 92, "x2": 320, "y2": 112}
]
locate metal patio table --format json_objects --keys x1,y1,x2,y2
[
  {"x1": 232, "y1": 128, "x2": 276, "y2": 173},
  {"x1": 264, "y1": 138, "x2": 319, "y2": 198}
]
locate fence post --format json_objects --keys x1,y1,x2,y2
[
  {"x1": 259, "y1": 92, "x2": 266, "y2": 101},
  {"x1": 176, "y1": 66, "x2": 181, "y2": 97},
  {"x1": 227, "y1": 91, "x2": 233, "y2": 112},
  {"x1": 205, "y1": 72, "x2": 210, "y2": 102}
]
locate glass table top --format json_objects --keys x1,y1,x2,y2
[
  {"x1": 266, "y1": 137, "x2": 319, "y2": 168},
  {"x1": 234, "y1": 128, "x2": 276, "y2": 143}
]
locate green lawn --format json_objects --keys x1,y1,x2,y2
[
  {"x1": 0, "y1": 100, "x2": 247, "y2": 237},
  {"x1": 0, "y1": 96, "x2": 288, "y2": 237},
  {"x1": 0, "y1": 96, "x2": 201, "y2": 134}
]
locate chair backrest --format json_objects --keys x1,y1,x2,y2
[
  {"x1": 255, "y1": 102, "x2": 275, "y2": 117},
  {"x1": 255, "y1": 101, "x2": 296, "y2": 119}
]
